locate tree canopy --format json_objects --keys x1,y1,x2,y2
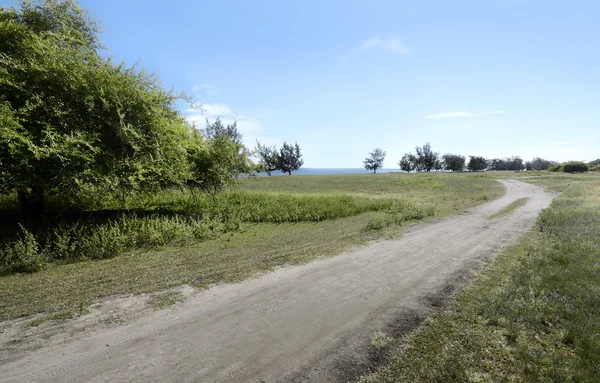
[
  {"x1": 277, "y1": 142, "x2": 303, "y2": 175},
  {"x1": 363, "y1": 148, "x2": 386, "y2": 173},
  {"x1": 0, "y1": 0, "x2": 253, "y2": 216}
]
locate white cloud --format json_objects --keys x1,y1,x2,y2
[
  {"x1": 360, "y1": 37, "x2": 411, "y2": 55},
  {"x1": 425, "y1": 111, "x2": 504, "y2": 119},
  {"x1": 185, "y1": 88, "x2": 282, "y2": 148}
]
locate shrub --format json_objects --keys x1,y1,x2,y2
[
  {"x1": 548, "y1": 164, "x2": 563, "y2": 172},
  {"x1": 562, "y1": 162, "x2": 589, "y2": 173},
  {"x1": 591, "y1": 165, "x2": 600, "y2": 172},
  {"x1": 0, "y1": 225, "x2": 44, "y2": 274}
]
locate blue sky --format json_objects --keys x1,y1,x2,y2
[{"x1": 9, "y1": 0, "x2": 600, "y2": 167}]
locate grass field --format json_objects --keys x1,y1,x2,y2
[
  {"x1": 360, "y1": 173, "x2": 600, "y2": 382},
  {"x1": 0, "y1": 173, "x2": 503, "y2": 321}
]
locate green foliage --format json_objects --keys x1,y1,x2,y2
[
  {"x1": 548, "y1": 163, "x2": 563, "y2": 172},
  {"x1": 488, "y1": 156, "x2": 525, "y2": 171},
  {"x1": 588, "y1": 159, "x2": 600, "y2": 167},
  {"x1": 187, "y1": 118, "x2": 253, "y2": 194},
  {"x1": 561, "y1": 161, "x2": 589, "y2": 173},
  {"x1": 467, "y1": 156, "x2": 487, "y2": 172},
  {"x1": 0, "y1": 0, "x2": 206, "y2": 216},
  {"x1": 591, "y1": 165, "x2": 600, "y2": 172},
  {"x1": 277, "y1": 141, "x2": 303, "y2": 175},
  {"x1": 398, "y1": 153, "x2": 416, "y2": 173},
  {"x1": 442, "y1": 153, "x2": 466, "y2": 172},
  {"x1": 255, "y1": 141, "x2": 278, "y2": 175},
  {"x1": 363, "y1": 148, "x2": 386, "y2": 173},
  {"x1": 0, "y1": 224, "x2": 44, "y2": 274},
  {"x1": 414, "y1": 142, "x2": 438, "y2": 172},
  {"x1": 548, "y1": 162, "x2": 588, "y2": 173}
]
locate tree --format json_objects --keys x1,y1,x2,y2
[
  {"x1": 277, "y1": 142, "x2": 303, "y2": 175},
  {"x1": 1, "y1": 0, "x2": 195, "y2": 216},
  {"x1": 442, "y1": 154, "x2": 466, "y2": 172},
  {"x1": 399, "y1": 153, "x2": 416, "y2": 173},
  {"x1": 363, "y1": 148, "x2": 386, "y2": 173},
  {"x1": 414, "y1": 142, "x2": 438, "y2": 172},
  {"x1": 467, "y1": 156, "x2": 488, "y2": 172},
  {"x1": 588, "y1": 159, "x2": 600, "y2": 167},
  {"x1": 530, "y1": 157, "x2": 556, "y2": 171},
  {"x1": 434, "y1": 158, "x2": 444, "y2": 172},
  {"x1": 204, "y1": 118, "x2": 253, "y2": 176},
  {"x1": 255, "y1": 141, "x2": 278, "y2": 176}
]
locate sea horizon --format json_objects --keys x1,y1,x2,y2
[{"x1": 255, "y1": 168, "x2": 401, "y2": 176}]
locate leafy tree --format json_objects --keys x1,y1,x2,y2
[
  {"x1": 204, "y1": 118, "x2": 252, "y2": 176},
  {"x1": 399, "y1": 153, "x2": 416, "y2": 173},
  {"x1": 1, "y1": 0, "x2": 195, "y2": 216},
  {"x1": 489, "y1": 158, "x2": 505, "y2": 171},
  {"x1": 363, "y1": 148, "x2": 386, "y2": 173},
  {"x1": 255, "y1": 141, "x2": 278, "y2": 176},
  {"x1": 530, "y1": 157, "x2": 556, "y2": 171},
  {"x1": 442, "y1": 154, "x2": 466, "y2": 172},
  {"x1": 588, "y1": 159, "x2": 600, "y2": 167},
  {"x1": 186, "y1": 118, "x2": 253, "y2": 194},
  {"x1": 434, "y1": 158, "x2": 444, "y2": 172},
  {"x1": 277, "y1": 142, "x2": 303, "y2": 175},
  {"x1": 467, "y1": 156, "x2": 488, "y2": 172},
  {"x1": 525, "y1": 161, "x2": 533, "y2": 171},
  {"x1": 414, "y1": 142, "x2": 438, "y2": 172}
]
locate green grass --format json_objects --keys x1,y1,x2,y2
[
  {"x1": 488, "y1": 197, "x2": 529, "y2": 220},
  {"x1": 360, "y1": 176, "x2": 600, "y2": 382},
  {"x1": 0, "y1": 173, "x2": 504, "y2": 320}
]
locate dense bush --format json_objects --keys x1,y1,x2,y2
[
  {"x1": 562, "y1": 162, "x2": 589, "y2": 173},
  {"x1": 548, "y1": 164, "x2": 563, "y2": 172},
  {"x1": 549, "y1": 162, "x2": 588, "y2": 173}
]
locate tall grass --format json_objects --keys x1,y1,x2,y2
[{"x1": 0, "y1": 188, "x2": 430, "y2": 275}]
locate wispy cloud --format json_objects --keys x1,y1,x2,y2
[
  {"x1": 185, "y1": 86, "x2": 282, "y2": 148},
  {"x1": 359, "y1": 37, "x2": 411, "y2": 55},
  {"x1": 425, "y1": 111, "x2": 504, "y2": 119}
]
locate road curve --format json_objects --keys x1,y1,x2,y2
[{"x1": 0, "y1": 180, "x2": 555, "y2": 383}]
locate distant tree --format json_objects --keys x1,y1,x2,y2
[
  {"x1": 399, "y1": 153, "x2": 416, "y2": 173},
  {"x1": 530, "y1": 157, "x2": 556, "y2": 171},
  {"x1": 414, "y1": 142, "x2": 438, "y2": 172},
  {"x1": 442, "y1": 154, "x2": 466, "y2": 172},
  {"x1": 204, "y1": 118, "x2": 252, "y2": 177},
  {"x1": 277, "y1": 142, "x2": 303, "y2": 175},
  {"x1": 255, "y1": 141, "x2": 278, "y2": 176},
  {"x1": 504, "y1": 156, "x2": 525, "y2": 171},
  {"x1": 525, "y1": 161, "x2": 533, "y2": 171},
  {"x1": 489, "y1": 158, "x2": 505, "y2": 171},
  {"x1": 467, "y1": 156, "x2": 488, "y2": 172},
  {"x1": 434, "y1": 158, "x2": 444, "y2": 172},
  {"x1": 588, "y1": 159, "x2": 600, "y2": 167},
  {"x1": 363, "y1": 148, "x2": 386, "y2": 173}
]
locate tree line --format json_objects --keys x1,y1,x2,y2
[
  {"x1": 0, "y1": 0, "x2": 303, "y2": 218},
  {"x1": 363, "y1": 143, "x2": 572, "y2": 173}
]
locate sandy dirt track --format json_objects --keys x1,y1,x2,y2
[{"x1": 0, "y1": 180, "x2": 555, "y2": 383}]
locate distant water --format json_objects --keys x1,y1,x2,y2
[{"x1": 255, "y1": 168, "x2": 400, "y2": 176}]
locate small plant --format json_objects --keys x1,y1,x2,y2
[
  {"x1": 371, "y1": 331, "x2": 393, "y2": 349},
  {"x1": 0, "y1": 225, "x2": 44, "y2": 274}
]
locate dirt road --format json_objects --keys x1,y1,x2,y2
[{"x1": 0, "y1": 180, "x2": 555, "y2": 383}]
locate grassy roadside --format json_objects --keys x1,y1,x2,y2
[
  {"x1": 0, "y1": 174, "x2": 503, "y2": 321},
  {"x1": 360, "y1": 176, "x2": 600, "y2": 382}
]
